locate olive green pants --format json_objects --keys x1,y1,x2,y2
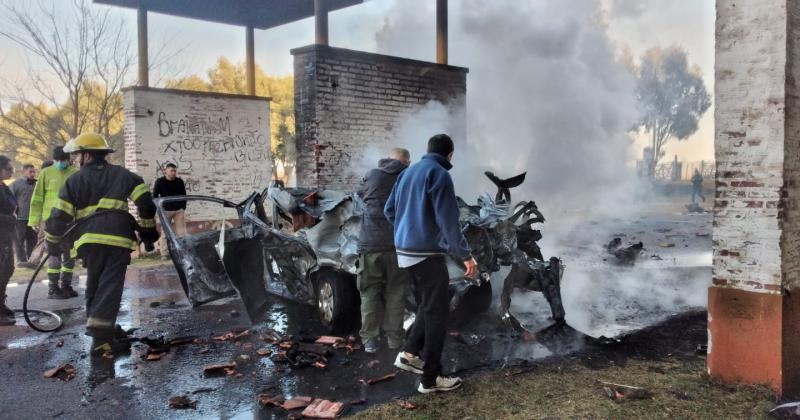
[{"x1": 357, "y1": 252, "x2": 410, "y2": 347}]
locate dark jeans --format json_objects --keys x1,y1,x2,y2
[
  {"x1": 0, "y1": 240, "x2": 13, "y2": 299},
  {"x1": 83, "y1": 244, "x2": 131, "y2": 334},
  {"x1": 692, "y1": 186, "x2": 706, "y2": 203},
  {"x1": 14, "y1": 220, "x2": 36, "y2": 262},
  {"x1": 403, "y1": 256, "x2": 450, "y2": 387}
]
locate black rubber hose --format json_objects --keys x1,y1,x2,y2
[
  {"x1": 21, "y1": 210, "x2": 146, "y2": 333},
  {"x1": 21, "y1": 254, "x2": 62, "y2": 332}
]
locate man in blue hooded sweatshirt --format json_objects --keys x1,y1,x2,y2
[{"x1": 384, "y1": 133, "x2": 478, "y2": 394}]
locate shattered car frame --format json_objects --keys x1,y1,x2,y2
[{"x1": 157, "y1": 172, "x2": 565, "y2": 333}]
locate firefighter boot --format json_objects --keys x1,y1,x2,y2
[
  {"x1": 0, "y1": 295, "x2": 14, "y2": 326},
  {"x1": 1, "y1": 295, "x2": 13, "y2": 317},
  {"x1": 48, "y1": 282, "x2": 67, "y2": 300},
  {"x1": 88, "y1": 327, "x2": 131, "y2": 356},
  {"x1": 61, "y1": 283, "x2": 78, "y2": 298}
]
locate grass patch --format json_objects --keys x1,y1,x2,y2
[{"x1": 353, "y1": 357, "x2": 776, "y2": 419}]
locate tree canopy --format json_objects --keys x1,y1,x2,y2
[{"x1": 634, "y1": 46, "x2": 711, "y2": 177}]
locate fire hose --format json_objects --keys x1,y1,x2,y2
[{"x1": 20, "y1": 210, "x2": 153, "y2": 332}]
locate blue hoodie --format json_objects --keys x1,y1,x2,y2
[{"x1": 384, "y1": 153, "x2": 472, "y2": 261}]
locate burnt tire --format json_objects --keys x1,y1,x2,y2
[
  {"x1": 315, "y1": 270, "x2": 360, "y2": 334},
  {"x1": 449, "y1": 281, "x2": 493, "y2": 328}
]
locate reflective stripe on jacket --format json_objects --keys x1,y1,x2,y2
[
  {"x1": 28, "y1": 165, "x2": 77, "y2": 227},
  {"x1": 45, "y1": 162, "x2": 156, "y2": 257}
]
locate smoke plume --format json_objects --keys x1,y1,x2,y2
[
  {"x1": 370, "y1": 0, "x2": 710, "y2": 339},
  {"x1": 374, "y1": 0, "x2": 639, "y2": 219}
]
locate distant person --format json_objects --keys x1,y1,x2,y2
[
  {"x1": 0, "y1": 156, "x2": 17, "y2": 325},
  {"x1": 384, "y1": 133, "x2": 478, "y2": 394},
  {"x1": 152, "y1": 163, "x2": 186, "y2": 260},
  {"x1": 357, "y1": 148, "x2": 412, "y2": 354},
  {"x1": 691, "y1": 169, "x2": 705, "y2": 203},
  {"x1": 29, "y1": 147, "x2": 78, "y2": 299},
  {"x1": 10, "y1": 164, "x2": 37, "y2": 267}
]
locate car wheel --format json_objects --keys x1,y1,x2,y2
[{"x1": 315, "y1": 270, "x2": 360, "y2": 334}]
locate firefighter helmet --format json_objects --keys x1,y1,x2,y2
[{"x1": 63, "y1": 133, "x2": 114, "y2": 153}]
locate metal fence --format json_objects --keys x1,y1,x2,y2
[{"x1": 645, "y1": 160, "x2": 715, "y2": 181}]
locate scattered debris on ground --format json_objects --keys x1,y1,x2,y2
[
  {"x1": 202, "y1": 362, "x2": 237, "y2": 375},
  {"x1": 315, "y1": 336, "x2": 344, "y2": 346},
  {"x1": 168, "y1": 395, "x2": 197, "y2": 409},
  {"x1": 685, "y1": 203, "x2": 708, "y2": 213},
  {"x1": 605, "y1": 237, "x2": 622, "y2": 252},
  {"x1": 770, "y1": 402, "x2": 800, "y2": 419},
  {"x1": 138, "y1": 334, "x2": 200, "y2": 361},
  {"x1": 360, "y1": 372, "x2": 396, "y2": 386},
  {"x1": 606, "y1": 239, "x2": 644, "y2": 265},
  {"x1": 212, "y1": 330, "x2": 250, "y2": 342},
  {"x1": 302, "y1": 399, "x2": 344, "y2": 419},
  {"x1": 258, "y1": 394, "x2": 284, "y2": 407},
  {"x1": 43, "y1": 364, "x2": 76, "y2": 382},
  {"x1": 396, "y1": 399, "x2": 417, "y2": 410},
  {"x1": 282, "y1": 396, "x2": 314, "y2": 410},
  {"x1": 600, "y1": 381, "x2": 654, "y2": 401}
]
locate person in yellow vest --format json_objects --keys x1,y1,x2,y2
[
  {"x1": 45, "y1": 133, "x2": 159, "y2": 355},
  {"x1": 29, "y1": 146, "x2": 78, "y2": 299}
]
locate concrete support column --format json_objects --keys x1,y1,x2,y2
[
  {"x1": 246, "y1": 25, "x2": 256, "y2": 95},
  {"x1": 314, "y1": 0, "x2": 328, "y2": 46},
  {"x1": 137, "y1": 6, "x2": 149, "y2": 87},
  {"x1": 436, "y1": 0, "x2": 448, "y2": 65},
  {"x1": 710, "y1": 0, "x2": 800, "y2": 398}
]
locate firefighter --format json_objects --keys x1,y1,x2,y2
[
  {"x1": 29, "y1": 147, "x2": 78, "y2": 298},
  {"x1": 45, "y1": 133, "x2": 159, "y2": 354}
]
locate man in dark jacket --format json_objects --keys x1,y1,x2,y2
[
  {"x1": 152, "y1": 163, "x2": 187, "y2": 259},
  {"x1": 691, "y1": 169, "x2": 705, "y2": 203},
  {"x1": 357, "y1": 148, "x2": 411, "y2": 353},
  {"x1": 384, "y1": 134, "x2": 478, "y2": 394},
  {"x1": 10, "y1": 164, "x2": 37, "y2": 266},
  {"x1": 0, "y1": 156, "x2": 17, "y2": 326}
]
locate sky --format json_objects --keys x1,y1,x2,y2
[{"x1": 0, "y1": 0, "x2": 715, "y2": 162}]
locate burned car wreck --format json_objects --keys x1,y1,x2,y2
[{"x1": 156, "y1": 172, "x2": 565, "y2": 333}]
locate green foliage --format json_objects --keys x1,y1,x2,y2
[{"x1": 634, "y1": 46, "x2": 711, "y2": 177}]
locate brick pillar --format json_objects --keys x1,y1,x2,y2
[
  {"x1": 292, "y1": 45, "x2": 467, "y2": 190},
  {"x1": 710, "y1": 0, "x2": 800, "y2": 397}
]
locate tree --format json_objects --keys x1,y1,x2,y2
[
  {"x1": 0, "y1": 0, "x2": 183, "y2": 165},
  {"x1": 167, "y1": 57, "x2": 296, "y2": 173},
  {"x1": 634, "y1": 46, "x2": 711, "y2": 178}
]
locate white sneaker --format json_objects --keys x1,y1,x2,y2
[
  {"x1": 417, "y1": 375, "x2": 463, "y2": 394},
  {"x1": 394, "y1": 352, "x2": 424, "y2": 374}
]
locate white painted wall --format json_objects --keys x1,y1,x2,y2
[{"x1": 123, "y1": 87, "x2": 271, "y2": 221}]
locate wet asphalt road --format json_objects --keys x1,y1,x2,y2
[
  {"x1": 0, "y1": 265, "x2": 587, "y2": 419},
  {"x1": 0, "y1": 209, "x2": 712, "y2": 419}
]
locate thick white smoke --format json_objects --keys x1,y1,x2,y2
[
  {"x1": 374, "y1": 0, "x2": 639, "y2": 220},
  {"x1": 368, "y1": 0, "x2": 710, "y2": 339}
]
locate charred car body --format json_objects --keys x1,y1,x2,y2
[{"x1": 156, "y1": 172, "x2": 565, "y2": 333}]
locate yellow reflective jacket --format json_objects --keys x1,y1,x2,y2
[{"x1": 28, "y1": 165, "x2": 78, "y2": 227}]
